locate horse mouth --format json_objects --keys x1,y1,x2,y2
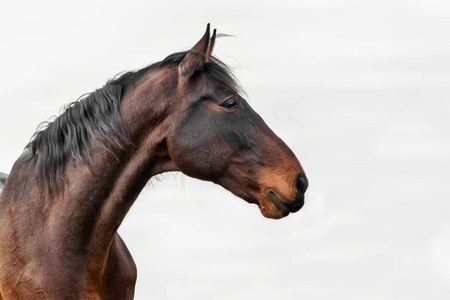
[{"x1": 263, "y1": 189, "x2": 304, "y2": 219}]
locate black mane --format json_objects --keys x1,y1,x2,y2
[
  {"x1": 26, "y1": 80, "x2": 129, "y2": 188},
  {"x1": 26, "y1": 51, "x2": 240, "y2": 189}
]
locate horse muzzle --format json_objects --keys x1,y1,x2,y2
[{"x1": 260, "y1": 174, "x2": 308, "y2": 219}]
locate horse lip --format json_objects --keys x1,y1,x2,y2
[
  {"x1": 267, "y1": 190, "x2": 290, "y2": 216},
  {"x1": 267, "y1": 189, "x2": 304, "y2": 214}
]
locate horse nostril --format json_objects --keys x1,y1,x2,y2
[{"x1": 296, "y1": 174, "x2": 308, "y2": 194}]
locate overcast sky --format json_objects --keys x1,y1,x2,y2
[{"x1": 1, "y1": 0, "x2": 450, "y2": 299}]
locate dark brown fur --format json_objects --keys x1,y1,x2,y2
[{"x1": 0, "y1": 25, "x2": 307, "y2": 299}]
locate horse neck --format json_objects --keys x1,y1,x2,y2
[
  {"x1": 55, "y1": 78, "x2": 179, "y2": 257},
  {"x1": 55, "y1": 124, "x2": 174, "y2": 250},
  {"x1": 3, "y1": 69, "x2": 179, "y2": 262}
]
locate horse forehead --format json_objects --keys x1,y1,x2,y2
[
  {"x1": 201, "y1": 76, "x2": 240, "y2": 98},
  {"x1": 208, "y1": 85, "x2": 238, "y2": 100}
]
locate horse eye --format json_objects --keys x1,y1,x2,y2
[{"x1": 221, "y1": 98, "x2": 238, "y2": 110}]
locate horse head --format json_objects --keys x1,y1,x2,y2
[{"x1": 123, "y1": 25, "x2": 308, "y2": 219}]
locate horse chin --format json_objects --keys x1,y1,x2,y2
[
  {"x1": 256, "y1": 193, "x2": 288, "y2": 219},
  {"x1": 259, "y1": 206, "x2": 290, "y2": 219},
  {"x1": 258, "y1": 189, "x2": 304, "y2": 219}
]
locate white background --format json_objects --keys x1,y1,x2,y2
[{"x1": 1, "y1": 0, "x2": 450, "y2": 299}]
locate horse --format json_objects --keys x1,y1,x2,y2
[{"x1": 0, "y1": 24, "x2": 308, "y2": 299}]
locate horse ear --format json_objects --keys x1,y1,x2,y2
[
  {"x1": 179, "y1": 24, "x2": 211, "y2": 78},
  {"x1": 205, "y1": 29, "x2": 216, "y2": 63}
]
